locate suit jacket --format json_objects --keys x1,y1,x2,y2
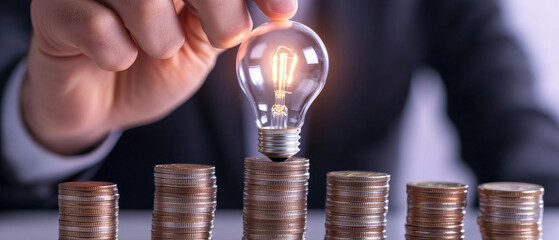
[{"x1": 2, "y1": 0, "x2": 559, "y2": 209}]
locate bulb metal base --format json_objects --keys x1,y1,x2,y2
[{"x1": 258, "y1": 127, "x2": 301, "y2": 161}]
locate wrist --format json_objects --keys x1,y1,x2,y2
[{"x1": 20, "y1": 73, "x2": 112, "y2": 155}]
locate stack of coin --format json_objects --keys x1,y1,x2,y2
[
  {"x1": 243, "y1": 157, "x2": 309, "y2": 240},
  {"x1": 478, "y1": 182, "x2": 544, "y2": 240},
  {"x1": 152, "y1": 164, "x2": 217, "y2": 240},
  {"x1": 325, "y1": 171, "x2": 390, "y2": 240},
  {"x1": 58, "y1": 181, "x2": 119, "y2": 240},
  {"x1": 406, "y1": 182, "x2": 468, "y2": 240}
]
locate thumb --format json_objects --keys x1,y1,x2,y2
[{"x1": 253, "y1": 0, "x2": 298, "y2": 20}]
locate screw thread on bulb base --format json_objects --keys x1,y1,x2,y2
[{"x1": 258, "y1": 127, "x2": 301, "y2": 162}]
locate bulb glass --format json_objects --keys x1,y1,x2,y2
[{"x1": 237, "y1": 21, "x2": 329, "y2": 129}]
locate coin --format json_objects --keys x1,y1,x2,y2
[
  {"x1": 58, "y1": 230, "x2": 118, "y2": 238},
  {"x1": 245, "y1": 156, "x2": 308, "y2": 165},
  {"x1": 154, "y1": 177, "x2": 216, "y2": 186},
  {"x1": 59, "y1": 181, "x2": 117, "y2": 192},
  {"x1": 58, "y1": 189, "x2": 117, "y2": 196},
  {"x1": 59, "y1": 220, "x2": 118, "y2": 227},
  {"x1": 327, "y1": 179, "x2": 389, "y2": 187},
  {"x1": 325, "y1": 171, "x2": 390, "y2": 240},
  {"x1": 59, "y1": 225, "x2": 119, "y2": 232},
  {"x1": 59, "y1": 206, "x2": 119, "y2": 216},
  {"x1": 154, "y1": 163, "x2": 215, "y2": 174},
  {"x1": 156, "y1": 186, "x2": 217, "y2": 194},
  {"x1": 407, "y1": 182, "x2": 468, "y2": 193},
  {"x1": 478, "y1": 182, "x2": 544, "y2": 240},
  {"x1": 151, "y1": 226, "x2": 213, "y2": 234},
  {"x1": 326, "y1": 229, "x2": 386, "y2": 238},
  {"x1": 59, "y1": 236, "x2": 117, "y2": 240},
  {"x1": 59, "y1": 215, "x2": 118, "y2": 223},
  {"x1": 58, "y1": 181, "x2": 119, "y2": 240},
  {"x1": 151, "y1": 163, "x2": 217, "y2": 240},
  {"x1": 58, "y1": 199, "x2": 119, "y2": 207},
  {"x1": 479, "y1": 182, "x2": 544, "y2": 197},
  {"x1": 245, "y1": 162, "x2": 310, "y2": 170},
  {"x1": 151, "y1": 230, "x2": 211, "y2": 239},
  {"x1": 327, "y1": 189, "x2": 389, "y2": 197},
  {"x1": 248, "y1": 173, "x2": 309, "y2": 181},
  {"x1": 327, "y1": 183, "x2": 390, "y2": 191},
  {"x1": 58, "y1": 194, "x2": 119, "y2": 202},
  {"x1": 405, "y1": 181, "x2": 468, "y2": 240},
  {"x1": 154, "y1": 191, "x2": 216, "y2": 198},
  {"x1": 243, "y1": 233, "x2": 304, "y2": 240},
  {"x1": 327, "y1": 194, "x2": 389, "y2": 203},
  {"x1": 154, "y1": 172, "x2": 215, "y2": 180},
  {"x1": 327, "y1": 171, "x2": 390, "y2": 182},
  {"x1": 245, "y1": 169, "x2": 308, "y2": 176},
  {"x1": 243, "y1": 157, "x2": 309, "y2": 239}
]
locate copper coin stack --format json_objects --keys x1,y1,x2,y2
[
  {"x1": 406, "y1": 182, "x2": 468, "y2": 240},
  {"x1": 243, "y1": 157, "x2": 310, "y2": 240},
  {"x1": 58, "y1": 181, "x2": 119, "y2": 240},
  {"x1": 324, "y1": 171, "x2": 391, "y2": 240},
  {"x1": 478, "y1": 182, "x2": 544, "y2": 240},
  {"x1": 152, "y1": 164, "x2": 217, "y2": 240}
]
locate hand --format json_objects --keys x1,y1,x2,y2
[{"x1": 24, "y1": 0, "x2": 298, "y2": 155}]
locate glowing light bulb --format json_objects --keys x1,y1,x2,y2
[{"x1": 237, "y1": 21, "x2": 329, "y2": 161}]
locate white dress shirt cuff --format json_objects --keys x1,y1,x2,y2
[{"x1": 1, "y1": 60, "x2": 121, "y2": 184}]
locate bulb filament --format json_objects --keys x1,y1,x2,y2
[{"x1": 271, "y1": 46, "x2": 297, "y2": 129}]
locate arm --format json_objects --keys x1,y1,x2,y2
[
  {"x1": 427, "y1": 0, "x2": 559, "y2": 204},
  {"x1": 0, "y1": 0, "x2": 298, "y2": 209}
]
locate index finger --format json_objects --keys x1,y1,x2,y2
[{"x1": 186, "y1": 0, "x2": 253, "y2": 49}]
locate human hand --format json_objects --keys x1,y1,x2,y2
[{"x1": 24, "y1": 0, "x2": 298, "y2": 155}]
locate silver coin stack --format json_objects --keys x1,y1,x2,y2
[
  {"x1": 405, "y1": 182, "x2": 468, "y2": 240},
  {"x1": 478, "y1": 182, "x2": 544, "y2": 240},
  {"x1": 151, "y1": 164, "x2": 217, "y2": 240},
  {"x1": 243, "y1": 157, "x2": 310, "y2": 240},
  {"x1": 58, "y1": 181, "x2": 119, "y2": 240},
  {"x1": 325, "y1": 171, "x2": 391, "y2": 240}
]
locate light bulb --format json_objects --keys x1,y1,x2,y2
[{"x1": 237, "y1": 20, "x2": 329, "y2": 161}]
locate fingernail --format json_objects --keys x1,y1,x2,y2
[{"x1": 271, "y1": 0, "x2": 296, "y2": 13}]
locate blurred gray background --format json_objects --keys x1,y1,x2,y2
[{"x1": 392, "y1": 0, "x2": 559, "y2": 209}]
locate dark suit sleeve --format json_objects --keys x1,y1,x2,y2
[
  {"x1": 0, "y1": 0, "x2": 62, "y2": 209},
  {"x1": 426, "y1": 0, "x2": 559, "y2": 204}
]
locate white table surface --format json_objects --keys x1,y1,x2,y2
[{"x1": 1, "y1": 208, "x2": 558, "y2": 239}]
